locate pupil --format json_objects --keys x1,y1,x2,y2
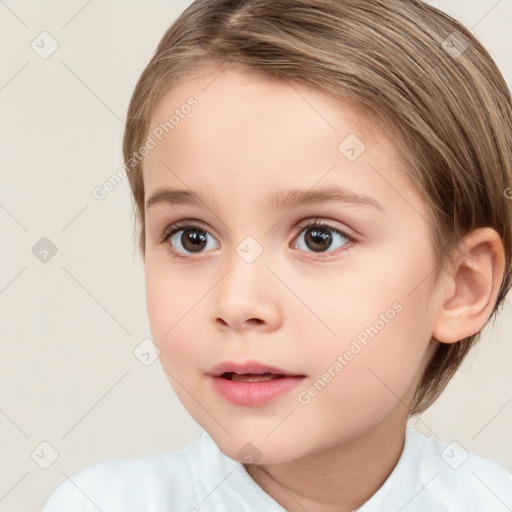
[
  {"x1": 182, "y1": 229, "x2": 207, "y2": 252},
  {"x1": 305, "y1": 227, "x2": 332, "y2": 252}
]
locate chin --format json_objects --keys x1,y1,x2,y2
[{"x1": 207, "y1": 427, "x2": 304, "y2": 466}]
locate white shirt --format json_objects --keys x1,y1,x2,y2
[{"x1": 41, "y1": 428, "x2": 512, "y2": 511}]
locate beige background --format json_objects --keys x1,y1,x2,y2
[{"x1": 0, "y1": 1, "x2": 511, "y2": 510}]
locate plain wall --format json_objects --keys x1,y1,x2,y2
[{"x1": 0, "y1": 1, "x2": 511, "y2": 510}]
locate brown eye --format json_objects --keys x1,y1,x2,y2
[
  {"x1": 293, "y1": 221, "x2": 351, "y2": 255},
  {"x1": 175, "y1": 228, "x2": 209, "y2": 253},
  {"x1": 163, "y1": 223, "x2": 219, "y2": 256}
]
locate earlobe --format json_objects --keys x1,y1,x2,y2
[{"x1": 432, "y1": 227, "x2": 505, "y2": 344}]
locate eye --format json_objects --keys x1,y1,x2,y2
[
  {"x1": 160, "y1": 221, "x2": 219, "y2": 257},
  {"x1": 292, "y1": 218, "x2": 353, "y2": 259},
  {"x1": 160, "y1": 218, "x2": 354, "y2": 260}
]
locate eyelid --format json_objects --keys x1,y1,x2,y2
[
  {"x1": 160, "y1": 217, "x2": 353, "y2": 244},
  {"x1": 159, "y1": 219, "x2": 215, "y2": 244},
  {"x1": 294, "y1": 217, "x2": 354, "y2": 240},
  {"x1": 160, "y1": 220, "x2": 219, "y2": 259}
]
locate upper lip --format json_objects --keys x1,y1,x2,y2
[{"x1": 207, "y1": 360, "x2": 305, "y2": 377}]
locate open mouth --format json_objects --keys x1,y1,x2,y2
[{"x1": 221, "y1": 372, "x2": 287, "y2": 382}]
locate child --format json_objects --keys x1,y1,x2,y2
[{"x1": 42, "y1": 0, "x2": 512, "y2": 510}]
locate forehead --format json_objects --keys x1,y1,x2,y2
[
  {"x1": 148, "y1": 64, "x2": 377, "y2": 152},
  {"x1": 142, "y1": 65, "x2": 429, "y2": 223}
]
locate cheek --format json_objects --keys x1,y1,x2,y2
[
  {"x1": 317, "y1": 232, "x2": 436, "y2": 341},
  {"x1": 144, "y1": 260, "x2": 201, "y2": 364},
  {"x1": 294, "y1": 303, "x2": 432, "y2": 438},
  {"x1": 299, "y1": 261, "x2": 406, "y2": 352},
  {"x1": 302, "y1": 246, "x2": 436, "y2": 402}
]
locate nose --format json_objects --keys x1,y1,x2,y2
[{"x1": 208, "y1": 253, "x2": 282, "y2": 332}]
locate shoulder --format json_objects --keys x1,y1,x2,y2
[
  {"x1": 41, "y1": 431, "x2": 284, "y2": 512},
  {"x1": 368, "y1": 428, "x2": 512, "y2": 512},
  {"x1": 405, "y1": 428, "x2": 511, "y2": 481},
  {"x1": 41, "y1": 432, "x2": 210, "y2": 512}
]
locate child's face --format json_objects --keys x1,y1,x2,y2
[{"x1": 142, "y1": 64, "x2": 443, "y2": 464}]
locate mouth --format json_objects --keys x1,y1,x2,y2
[
  {"x1": 207, "y1": 360, "x2": 306, "y2": 406},
  {"x1": 220, "y1": 372, "x2": 289, "y2": 382},
  {"x1": 207, "y1": 360, "x2": 305, "y2": 379}
]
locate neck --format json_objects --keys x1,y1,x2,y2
[{"x1": 244, "y1": 411, "x2": 407, "y2": 512}]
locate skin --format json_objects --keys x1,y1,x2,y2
[{"x1": 141, "y1": 63, "x2": 505, "y2": 511}]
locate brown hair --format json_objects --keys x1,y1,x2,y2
[{"x1": 123, "y1": 0, "x2": 512, "y2": 415}]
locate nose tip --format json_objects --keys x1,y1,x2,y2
[{"x1": 208, "y1": 242, "x2": 282, "y2": 332}]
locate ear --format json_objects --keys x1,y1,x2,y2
[{"x1": 432, "y1": 227, "x2": 505, "y2": 344}]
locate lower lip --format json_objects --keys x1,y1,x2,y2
[{"x1": 209, "y1": 375, "x2": 305, "y2": 406}]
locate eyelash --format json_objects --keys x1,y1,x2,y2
[{"x1": 159, "y1": 218, "x2": 354, "y2": 261}]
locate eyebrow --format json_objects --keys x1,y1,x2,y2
[{"x1": 145, "y1": 186, "x2": 387, "y2": 215}]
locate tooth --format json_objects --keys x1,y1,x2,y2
[
  {"x1": 230, "y1": 373, "x2": 277, "y2": 382},
  {"x1": 231, "y1": 375, "x2": 273, "y2": 382}
]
